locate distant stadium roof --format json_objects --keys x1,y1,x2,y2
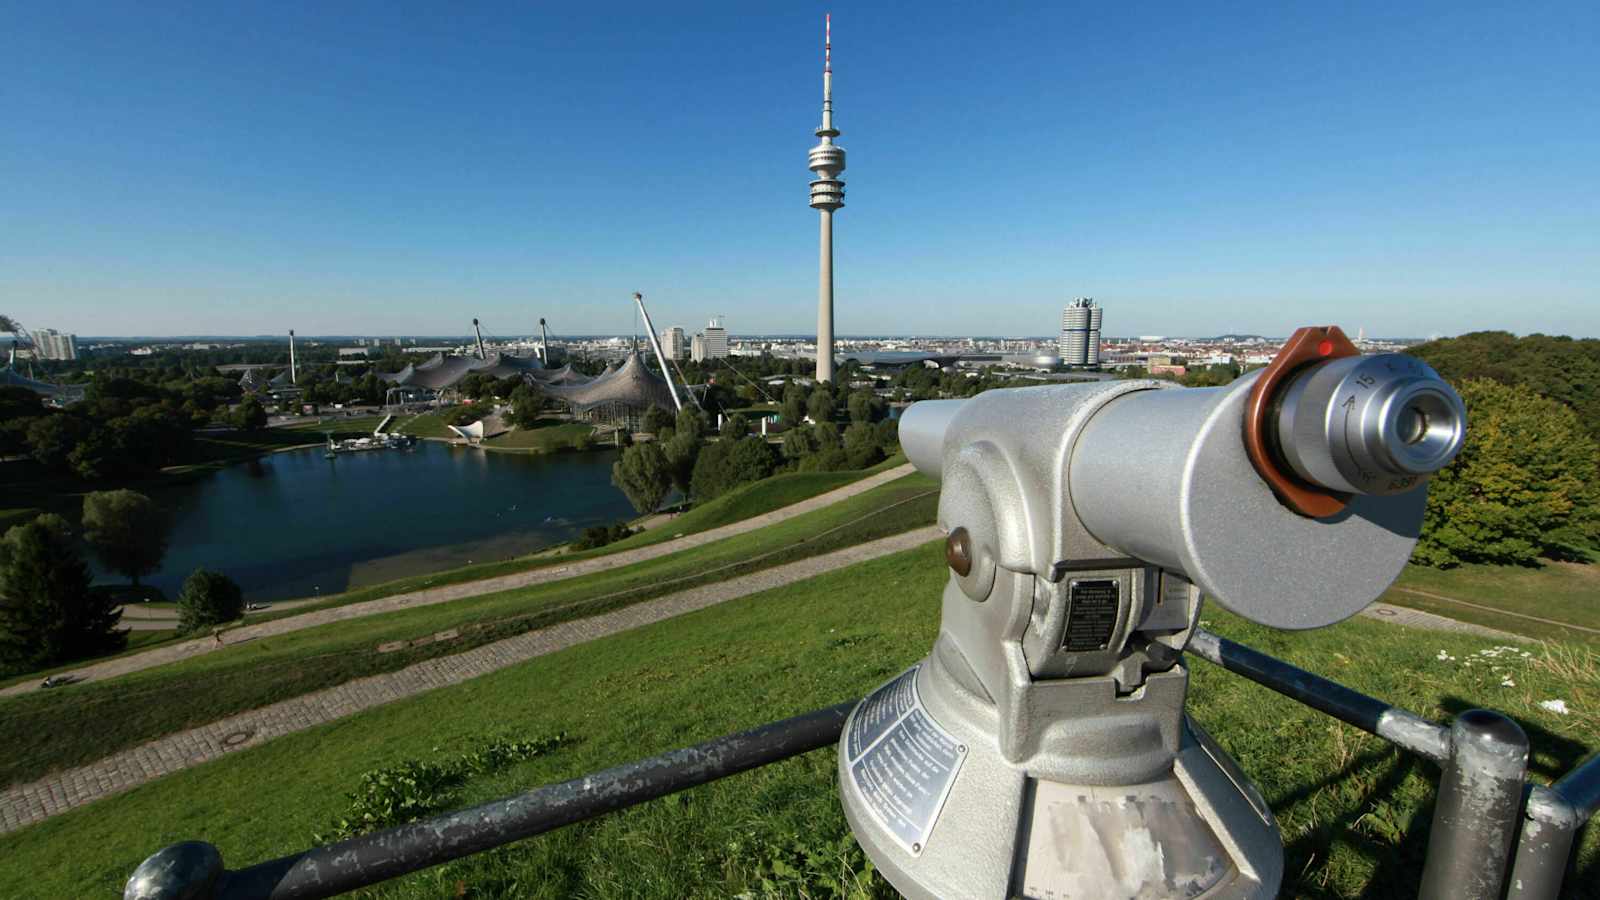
[
  {"x1": 836, "y1": 351, "x2": 961, "y2": 367},
  {"x1": 0, "y1": 366, "x2": 76, "y2": 399},
  {"x1": 379, "y1": 352, "x2": 547, "y2": 391},
  {"x1": 537, "y1": 352, "x2": 675, "y2": 414}
]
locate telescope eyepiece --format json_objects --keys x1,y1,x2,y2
[{"x1": 1272, "y1": 354, "x2": 1466, "y2": 496}]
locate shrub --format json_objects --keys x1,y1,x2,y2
[
  {"x1": 571, "y1": 522, "x2": 636, "y2": 550},
  {"x1": 318, "y1": 733, "x2": 572, "y2": 842},
  {"x1": 175, "y1": 568, "x2": 244, "y2": 634}
]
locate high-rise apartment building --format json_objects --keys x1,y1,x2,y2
[
  {"x1": 32, "y1": 329, "x2": 79, "y2": 361},
  {"x1": 1057, "y1": 298, "x2": 1103, "y2": 367},
  {"x1": 699, "y1": 317, "x2": 729, "y2": 360},
  {"x1": 661, "y1": 326, "x2": 688, "y2": 360}
]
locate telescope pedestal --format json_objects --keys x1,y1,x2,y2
[{"x1": 839, "y1": 656, "x2": 1282, "y2": 900}]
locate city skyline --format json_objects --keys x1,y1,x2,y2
[{"x1": 5, "y1": 3, "x2": 1597, "y2": 339}]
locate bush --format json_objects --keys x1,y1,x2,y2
[
  {"x1": 1414, "y1": 379, "x2": 1600, "y2": 566},
  {"x1": 721, "y1": 413, "x2": 750, "y2": 438},
  {"x1": 571, "y1": 522, "x2": 636, "y2": 551},
  {"x1": 175, "y1": 568, "x2": 244, "y2": 634},
  {"x1": 318, "y1": 733, "x2": 572, "y2": 842}
]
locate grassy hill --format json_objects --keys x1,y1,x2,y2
[
  {"x1": 0, "y1": 541, "x2": 1593, "y2": 898},
  {"x1": 0, "y1": 472, "x2": 937, "y2": 785}
]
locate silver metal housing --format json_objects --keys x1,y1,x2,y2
[{"x1": 1273, "y1": 353, "x2": 1466, "y2": 495}]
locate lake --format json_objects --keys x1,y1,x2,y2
[{"x1": 107, "y1": 443, "x2": 635, "y2": 602}]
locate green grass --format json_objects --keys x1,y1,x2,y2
[
  {"x1": 1, "y1": 542, "x2": 1592, "y2": 899},
  {"x1": 394, "y1": 411, "x2": 455, "y2": 439},
  {"x1": 1383, "y1": 559, "x2": 1600, "y2": 646},
  {"x1": 278, "y1": 415, "x2": 388, "y2": 434},
  {"x1": 0, "y1": 473, "x2": 938, "y2": 787},
  {"x1": 481, "y1": 420, "x2": 594, "y2": 453}
]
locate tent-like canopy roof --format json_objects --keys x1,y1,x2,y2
[
  {"x1": 379, "y1": 352, "x2": 546, "y2": 391},
  {"x1": 538, "y1": 352, "x2": 675, "y2": 413}
]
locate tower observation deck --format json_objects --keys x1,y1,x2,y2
[{"x1": 809, "y1": 14, "x2": 845, "y2": 383}]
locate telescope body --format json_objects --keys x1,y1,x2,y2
[{"x1": 841, "y1": 344, "x2": 1463, "y2": 899}]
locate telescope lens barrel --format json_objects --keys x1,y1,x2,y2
[{"x1": 1271, "y1": 354, "x2": 1466, "y2": 496}]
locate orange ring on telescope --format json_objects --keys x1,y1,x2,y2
[{"x1": 1242, "y1": 325, "x2": 1361, "y2": 518}]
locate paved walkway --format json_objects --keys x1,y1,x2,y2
[
  {"x1": 1391, "y1": 587, "x2": 1600, "y2": 637},
  {"x1": 1358, "y1": 601, "x2": 1533, "y2": 643},
  {"x1": 0, "y1": 526, "x2": 942, "y2": 835},
  {"x1": 1, "y1": 464, "x2": 915, "y2": 698}
]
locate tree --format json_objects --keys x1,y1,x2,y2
[
  {"x1": 781, "y1": 383, "x2": 808, "y2": 425},
  {"x1": 641, "y1": 405, "x2": 674, "y2": 435},
  {"x1": 26, "y1": 415, "x2": 90, "y2": 473},
  {"x1": 232, "y1": 396, "x2": 268, "y2": 430},
  {"x1": 721, "y1": 413, "x2": 750, "y2": 438},
  {"x1": 782, "y1": 426, "x2": 818, "y2": 462},
  {"x1": 508, "y1": 385, "x2": 544, "y2": 429},
  {"x1": 81, "y1": 490, "x2": 169, "y2": 587},
  {"x1": 0, "y1": 387, "x2": 43, "y2": 457},
  {"x1": 611, "y1": 441, "x2": 673, "y2": 514},
  {"x1": 175, "y1": 568, "x2": 244, "y2": 634},
  {"x1": 847, "y1": 391, "x2": 881, "y2": 424},
  {"x1": 1414, "y1": 379, "x2": 1600, "y2": 567},
  {"x1": 843, "y1": 422, "x2": 885, "y2": 468},
  {"x1": 807, "y1": 385, "x2": 835, "y2": 423},
  {"x1": 0, "y1": 514, "x2": 125, "y2": 671},
  {"x1": 690, "y1": 437, "x2": 774, "y2": 500}
]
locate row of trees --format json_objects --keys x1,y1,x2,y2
[{"x1": 611, "y1": 380, "x2": 903, "y2": 517}]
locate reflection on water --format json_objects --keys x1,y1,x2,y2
[{"x1": 100, "y1": 443, "x2": 632, "y2": 602}]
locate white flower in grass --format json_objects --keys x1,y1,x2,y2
[
  {"x1": 1538, "y1": 699, "x2": 1570, "y2": 716},
  {"x1": 1501, "y1": 679, "x2": 1515, "y2": 688}
]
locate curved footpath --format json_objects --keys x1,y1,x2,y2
[
  {"x1": 0, "y1": 526, "x2": 943, "y2": 834},
  {"x1": 1, "y1": 463, "x2": 916, "y2": 699}
]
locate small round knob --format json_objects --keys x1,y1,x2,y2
[{"x1": 946, "y1": 527, "x2": 973, "y2": 577}]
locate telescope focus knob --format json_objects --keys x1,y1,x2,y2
[{"x1": 1272, "y1": 354, "x2": 1466, "y2": 496}]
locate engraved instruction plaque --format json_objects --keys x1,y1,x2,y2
[{"x1": 844, "y1": 664, "x2": 966, "y2": 855}]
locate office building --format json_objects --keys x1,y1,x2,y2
[
  {"x1": 661, "y1": 326, "x2": 688, "y2": 360},
  {"x1": 1058, "y1": 298, "x2": 1103, "y2": 367}
]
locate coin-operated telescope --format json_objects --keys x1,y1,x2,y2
[{"x1": 838, "y1": 327, "x2": 1466, "y2": 899}]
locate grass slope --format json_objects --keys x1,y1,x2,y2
[
  {"x1": 481, "y1": 420, "x2": 593, "y2": 453},
  {"x1": 0, "y1": 474, "x2": 937, "y2": 786},
  {"x1": 1384, "y1": 560, "x2": 1600, "y2": 645},
  {"x1": 1, "y1": 542, "x2": 1592, "y2": 899},
  {"x1": 394, "y1": 411, "x2": 454, "y2": 439}
]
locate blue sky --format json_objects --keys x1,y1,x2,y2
[{"x1": 4, "y1": 1, "x2": 1596, "y2": 339}]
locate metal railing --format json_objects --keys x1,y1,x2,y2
[{"x1": 126, "y1": 633, "x2": 1596, "y2": 900}]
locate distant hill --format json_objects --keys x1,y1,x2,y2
[{"x1": 1407, "y1": 331, "x2": 1600, "y2": 439}]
